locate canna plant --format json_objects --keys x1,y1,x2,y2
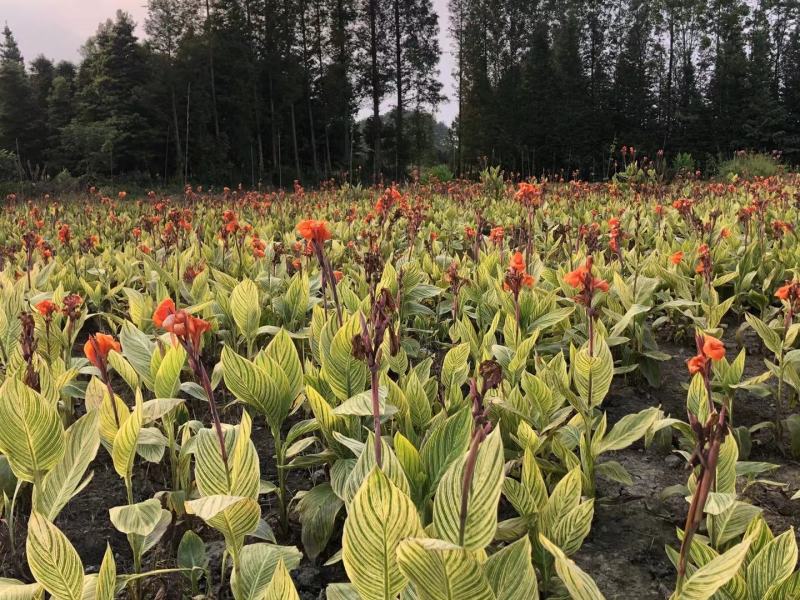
[{"x1": 744, "y1": 278, "x2": 800, "y2": 448}]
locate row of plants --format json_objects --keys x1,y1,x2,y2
[{"x1": 0, "y1": 175, "x2": 798, "y2": 598}]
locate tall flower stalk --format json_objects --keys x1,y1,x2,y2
[
  {"x1": 563, "y1": 256, "x2": 609, "y2": 496},
  {"x1": 153, "y1": 299, "x2": 228, "y2": 475},
  {"x1": 458, "y1": 360, "x2": 502, "y2": 545},
  {"x1": 676, "y1": 332, "x2": 727, "y2": 592},
  {"x1": 352, "y1": 288, "x2": 399, "y2": 467},
  {"x1": 298, "y1": 219, "x2": 342, "y2": 326}
]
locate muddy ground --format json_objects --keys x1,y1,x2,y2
[{"x1": 2, "y1": 322, "x2": 798, "y2": 599}]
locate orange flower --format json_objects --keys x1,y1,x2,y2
[
  {"x1": 152, "y1": 298, "x2": 176, "y2": 327},
  {"x1": 670, "y1": 251, "x2": 684, "y2": 265},
  {"x1": 333, "y1": 270, "x2": 343, "y2": 283},
  {"x1": 702, "y1": 335, "x2": 725, "y2": 361},
  {"x1": 297, "y1": 219, "x2": 331, "y2": 243},
  {"x1": 523, "y1": 274, "x2": 535, "y2": 287},
  {"x1": 687, "y1": 354, "x2": 707, "y2": 374},
  {"x1": 720, "y1": 228, "x2": 731, "y2": 239},
  {"x1": 84, "y1": 333, "x2": 121, "y2": 369},
  {"x1": 35, "y1": 300, "x2": 58, "y2": 318},
  {"x1": 776, "y1": 284, "x2": 791, "y2": 300},
  {"x1": 509, "y1": 252, "x2": 526, "y2": 275},
  {"x1": 564, "y1": 264, "x2": 589, "y2": 288}
]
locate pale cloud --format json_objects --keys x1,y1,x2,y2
[{"x1": 5, "y1": 0, "x2": 456, "y2": 123}]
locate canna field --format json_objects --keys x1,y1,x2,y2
[{"x1": 0, "y1": 172, "x2": 797, "y2": 599}]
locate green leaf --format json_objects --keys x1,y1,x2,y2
[
  {"x1": 484, "y1": 536, "x2": 538, "y2": 599},
  {"x1": 539, "y1": 534, "x2": 605, "y2": 600},
  {"x1": 112, "y1": 394, "x2": 142, "y2": 481},
  {"x1": 342, "y1": 467, "x2": 423, "y2": 600},
  {"x1": 432, "y1": 427, "x2": 504, "y2": 551},
  {"x1": 231, "y1": 279, "x2": 262, "y2": 339},
  {"x1": 296, "y1": 483, "x2": 344, "y2": 561},
  {"x1": 745, "y1": 313, "x2": 783, "y2": 356},
  {"x1": 747, "y1": 528, "x2": 798, "y2": 600},
  {"x1": 264, "y1": 560, "x2": 300, "y2": 600},
  {"x1": 0, "y1": 378, "x2": 65, "y2": 483},
  {"x1": 95, "y1": 544, "x2": 116, "y2": 600},
  {"x1": 264, "y1": 329, "x2": 303, "y2": 401},
  {"x1": 321, "y1": 313, "x2": 368, "y2": 402},
  {"x1": 572, "y1": 335, "x2": 613, "y2": 408},
  {"x1": 676, "y1": 535, "x2": 752, "y2": 600},
  {"x1": 441, "y1": 343, "x2": 471, "y2": 394},
  {"x1": 109, "y1": 499, "x2": 163, "y2": 536},
  {"x1": 222, "y1": 347, "x2": 290, "y2": 431},
  {"x1": 231, "y1": 543, "x2": 303, "y2": 600},
  {"x1": 154, "y1": 344, "x2": 186, "y2": 399},
  {"x1": 396, "y1": 537, "x2": 496, "y2": 600},
  {"x1": 593, "y1": 407, "x2": 658, "y2": 455},
  {"x1": 26, "y1": 513, "x2": 84, "y2": 600},
  {"x1": 184, "y1": 495, "x2": 261, "y2": 559},
  {"x1": 34, "y1": 410, "x2": 100, "y2": 520}
]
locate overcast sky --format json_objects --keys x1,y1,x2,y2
[{"x1": 4, "y1": 0, "x2": 458, "y2": 123}]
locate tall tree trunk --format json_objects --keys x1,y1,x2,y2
[
  {"x1": 205, "y1": 0, "x2": 220, "y2": 139},
  {"x1": 171, "y1": 85, "x2": 183, "y2": 179},
  {"x1": 269, "y1": 74, "x2": 278, "y2": 178},
  {"x1": 665, "y1": 8, "x2": 675, "y2": 147},
  {"x1": 291, "y1": 103, "x2": 301, "y2": 181},
  {"x1": 369, "y1": 0, "x2": 382, "y2": 180},
  {"x1": 184, "y1": 82, "x2": 191, "y2": 185},
  {"x1": 300, "y1": 2, "x2": 319, "y2": 180},
  {"x1": 394, "y1": 0, "x2": 403, "y2": 180},
  {"x1": 456, "y1": 0, "x2": 464, "y2": 177}
]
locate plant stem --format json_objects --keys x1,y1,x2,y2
[{"x1": 371, "y1": 368, "x2": 382, "y2": 467}]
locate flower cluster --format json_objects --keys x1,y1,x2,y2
[
  {"x1": 686, "y1": 334, "x2": 725, "y2": 375},
  {"x1": 564, "y1": 257, "x2": 609, "y2": 306}
]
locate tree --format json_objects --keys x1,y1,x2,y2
[
  {"x1": 0, "y1": 25, "x2": 38, "y2": 173},
  {"x1": 146, "y1": 0, "x2": 200, "y2": 181}
]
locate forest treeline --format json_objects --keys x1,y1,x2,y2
[{"x1": 0, "y1": 0, "x2": 799, "y2": 186}]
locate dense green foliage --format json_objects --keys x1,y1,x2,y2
[{"x1": 2, "y1": 0, "x2": 800, "y2": 184}]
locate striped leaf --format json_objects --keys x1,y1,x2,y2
[
  {"x1": 539, "y1": 534, "x2": 605, "y2": 600},
  {"x1": 153, "y1": 344, "x2": 186, "y2": 399},
  {"x1": 592, "y1": 407, "x2": 659, "y2": 455},
  {"x1": 747, "y1": 528, "x2": 797, "y2": 600},
  {"x1": 676, "y1": 535, "x2": 752, "y2": 600},
  {"x1": 26, "y1": 513, "x2": 84, "y2": 600},
  {"x1": 571, "y1": 335, "x2": 613, "y2": 409},
  {"x1": 185, "y1": 495, "x2": 261, "y2": 559},
  {"x1": 107, "y1": 351, "x2": 139, "y2": 392},
  {"x1": 484, "y1": 536, "x2": 538, "y2": 599},
  {"x1": 264, "y1": 329, "x2": 303, "y2": 402},
  {"x1": 440, "y1": 343, "x2": 471, "y2": 394},
  {"x1": 112, "y1": 393, "x2": 142, "y2": 481},
  {"x1": 342, "y1": 467, "x2": 423, "y2": 600},
  {"x1": 325, "y1": 583, "x2": 361, "y2": 600},
  {"x1": 264, "y1": 560, "x2": 300, "y2": 600},
  {"x1": 231, "y1": 278, "x2": 261, "y2": 339},
  {"x1": 321, "y1": 313, "x2": 368, "y2": 402},
  {"x1": 231, "y1": 543, "x2": 303, "y2": 600},
  {"x1": 34, "y1": 410, "x2": 100, "y2": 520},
  {"x1": 420, "y1": 407, "x2": 472, "y2": 493},
  {"x1": 296, "y1": 483, "x2": 344, "y2": 561},
  {"x1": 0, "y1": 579, "x2": 44, "y2": 599},
  {"x1": 432, "y1": 427, "x2": 504, "y2": 551},
  {"x1": 343, "y1": 432, "x2": 410, "y2": 504},
  {"x1": 0, "y1": 378, "x2": 65, "y2": 483},
  {"x1": 222, "y1": 347, "x2": 287, "y2": 431},
  {"x1": 395, "y1": 537, "x2": 495, "y2": 600},
  {"x1": 94, "y1": 544, "x2": 116, "y2": 600},
  {"x1": 109, "y1": 499, "x2": 163, "y2": 536}
]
